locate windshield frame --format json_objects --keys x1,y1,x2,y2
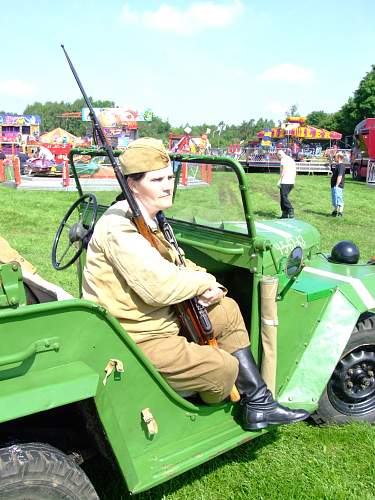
[{"x1": 69, "y1": 148, "x2": 256, "y2": 238}]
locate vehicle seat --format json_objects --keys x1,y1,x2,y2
[{"x1": 23, "y1": 270, "x2": 73, "y2": 304}]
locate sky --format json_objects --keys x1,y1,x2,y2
[{"x1": 1, "y1": 0, "x2": 375, "y2": 127}]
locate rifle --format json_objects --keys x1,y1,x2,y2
[{"x1": 61, "y1": 45, "x2": 240, "y2": 403}]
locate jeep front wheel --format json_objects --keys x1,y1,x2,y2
[
  {"x1": 0, "y1": 442, "x2": 99, "y2": 499},
  {"x1": 313, "y1": 316, "x2": 375, "y2": 425}
]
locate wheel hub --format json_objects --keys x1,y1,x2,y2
[
  {"x1": 68, "y1": 222, "x2": 88, "y2": 243},
  {"x1": 328, "y1": 347, "x2": 375, "y2": 416}
]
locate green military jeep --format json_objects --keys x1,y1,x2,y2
[{"x1": 0, "y1": 150, "x2": 375, "y2": 498}]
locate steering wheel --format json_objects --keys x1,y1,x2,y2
[{"x1": 52, "y1": 193, "x2": 98, "y2": 270}]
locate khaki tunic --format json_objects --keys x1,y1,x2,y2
[
  {"x1": 83, "y1": 201, "x2": 250, "y2": 402},
  {"x1": 83, "y1": 201, "x2": 218, "y2": 342}
]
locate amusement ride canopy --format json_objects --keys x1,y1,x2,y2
[{"x1": 257, "y1": 117, "x2": 342, "y2": 141}]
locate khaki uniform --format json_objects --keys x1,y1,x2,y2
[
  {"x1": 0, "y1": 236, "x2": 37, "y2": 274},
  {"x1": 83, "y1": 201, "x2": 249, "y2": 402}
]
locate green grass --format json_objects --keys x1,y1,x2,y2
[
  {"x1": 1, "y1": 174, "x2": 375, "y2": 499},
  {"x1": 249, "y1": 174, "x2": 375, "y2": 261}
]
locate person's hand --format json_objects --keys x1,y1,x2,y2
[{"x1": 198, "y1": 286, "x2": 224, "y2": 307}]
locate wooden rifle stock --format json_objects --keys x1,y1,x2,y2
[{"x1": 62, "y1": 45, "x2": 239, "y2": 403}]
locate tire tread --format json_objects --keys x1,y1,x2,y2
[{"x1": 0, "y1": 442, "x2": 98, "y2": 499}]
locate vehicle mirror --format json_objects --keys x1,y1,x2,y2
[
  {"x1": 277, "y1": 246, "x2": 304, "y2": 301},
  {"x1": 285, "y1": 246, "x2": 303, "y2": 278}
]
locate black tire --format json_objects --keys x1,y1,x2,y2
[
  {"x1": 0, "y1": 442, "x2": 99, "y2": 499},
  {"x1": 312, "y1": 315, "x2": 375, "y2": 425}
]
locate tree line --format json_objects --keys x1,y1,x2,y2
[
  {"x1": 306, "y1": 64, "x2": 375, "y2": 143},
  {"x1": 2, "y1": 65, "x2": 375, "y2": 147}
]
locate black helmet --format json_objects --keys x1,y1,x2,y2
[{"x1": 330, "y1": 240, "x2": 360, "y2": 264}]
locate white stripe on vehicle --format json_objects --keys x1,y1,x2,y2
[
  {"x1": 255, "y1": 222, "x2": 292, "y2": 238},
  {"x1": 303, "y1": 266, "x2": 375, "y2": 309}
]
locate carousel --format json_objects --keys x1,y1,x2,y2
[{"x1": 243, "y1": 117, "x2": 344, "y2": 173}]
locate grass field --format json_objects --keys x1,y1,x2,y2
[{"x1": 1, "y1": 173, "x2": 375, "y2": 499}]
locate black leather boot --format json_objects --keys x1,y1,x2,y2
[
  {"x1": 279, "y1": 212, "x2": 288, "y2": 219},
  {"x1": 233, "y1": 347, "x2": 310, "y2": 431},
  {"x1": 287, "y1": 209, "x2": 295, "y2": 218}
]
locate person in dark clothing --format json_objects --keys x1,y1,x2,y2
[
  {"x1": 330, "y1": 152, "x2": 346, "y2": 217},
  {"x1": 0, "y1": 149, "x2": 5, "y2": 160},
  {"x1": 17, "y1": 151, "x2": 29, "y2": 175}
]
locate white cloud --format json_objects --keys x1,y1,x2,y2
[
  {"x1": 121, "y1": 1, "x2": 244, "y2": 35},
  {"x1": 258, "y1": 64, "x2": 314, "y2": 83},
  {"x1": 0, "y1": 79, "x2": 34, "y2": 97}
]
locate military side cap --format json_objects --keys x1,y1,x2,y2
[{"x1": 119, "y1": 137, "x2": 170, "y2": 175}]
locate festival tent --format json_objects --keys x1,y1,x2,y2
[{"x1": 39, "y1": 127, "x2": 79, "y2": 144}]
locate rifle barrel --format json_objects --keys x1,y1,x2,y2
[{"x1": 61, "y1": 44, "x2": 142, "y2": 218}]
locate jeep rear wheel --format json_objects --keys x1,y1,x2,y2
[
  {"x1": 0, "y1": 442, "x2": 99, "y2": 499},
  {"x1": 313, "y1": 316, "x2": 375, "y2": 425}
]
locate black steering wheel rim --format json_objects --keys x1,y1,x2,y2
[{"x1": 52, "y1": 193, "x2": 98, "y2": 270}]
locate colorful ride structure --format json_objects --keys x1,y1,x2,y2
[
  {"x1": 257, "y1": 116, "x2": 342, "y2": 142},
  {"x1": 0, "y1": 114, "x2": 41, "y2": 156},
  {"x1": 169, "y1": 128, "x2": 212, "y2": 187},
  {"x1": 239, "y1": 116, "x2": 345, "y2": 174}
]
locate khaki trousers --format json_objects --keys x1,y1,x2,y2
[{"x1": 137, "y1": 296, "x2": 249, "y2": 403}]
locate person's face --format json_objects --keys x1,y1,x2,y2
[{"x1": 128, "y1": 164, "x2": 174, "y2": 216}]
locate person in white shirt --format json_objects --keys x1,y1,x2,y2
[{"x1": 276, "y1": 150, "x2": 296, "y2": 218}]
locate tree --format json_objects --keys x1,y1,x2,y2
[
  {"x1": 285, "y1": 104, "x2": 299, "y2": 118},
  {"x1": 23, "y1": 99, "x2": 115, "y2": 136},
  {"x1": 310, "y1": 65, "x2": 375, "y2": 138},
  {"x1": 138, "y1": 116, "x2": 171, "y2": 142},
  {"x1": 306, "y1": 110, "x2": 338, "y2": 131}
]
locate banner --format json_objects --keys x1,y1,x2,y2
[
  {"x1": 0, "y1": 114, "x2": 41, "y2": 125},
  {"x1": 81, "y1": 107, "x2": 153, "y2": 125}
]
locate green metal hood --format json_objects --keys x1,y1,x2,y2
[
  {"x1": 295, "y1": 253, "x2": 375, "y2": 311},
  {"x1": 256, "y1": 219, "x2": 320, "y2": 273}
]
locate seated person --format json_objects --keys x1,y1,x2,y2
[
  {"x1": 0, "y1": 235, "x2": 72, "y2": 302},
  {"x1": 0, "y1": 235, "x2": 37, "y2": 275},
  {"x1": 82, "y1": 138, "x2": 309, "y2": 431}
]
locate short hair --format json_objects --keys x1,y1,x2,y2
[
  {"x1": 335, "y1": 152, "x2": 344, "y2": 160},
  {"x1": 126, "y1": 172, "x2": 145, "y2": 181}
]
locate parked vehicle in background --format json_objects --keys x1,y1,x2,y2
[{"x1": 351, "y1": 118, "x2": 375, "y2": 181}]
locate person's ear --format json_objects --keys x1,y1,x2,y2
[{"x1": 127, "y1": 177, "x2": 138, "y2": 195}]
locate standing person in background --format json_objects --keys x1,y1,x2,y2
[
  {"x1": 330, "y1": 152, "x2": 346, "y2": 217},
  {"x1": 0, "y1": 148, "x2": 6, "y2": 160},
  {"x1": 276, "y1": 150, "x2": 296, "y2": 219},
  {"x1": 17, "y1": 151, "x2": 29, "y2": 175}
]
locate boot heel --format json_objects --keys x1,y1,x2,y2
[{"x1": 243, "y1": 421, "x2": 268, "y2": 431}]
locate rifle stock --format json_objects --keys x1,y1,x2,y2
[{"x1": 62, "y1": 45, "x2": 240, "y2": 403}]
